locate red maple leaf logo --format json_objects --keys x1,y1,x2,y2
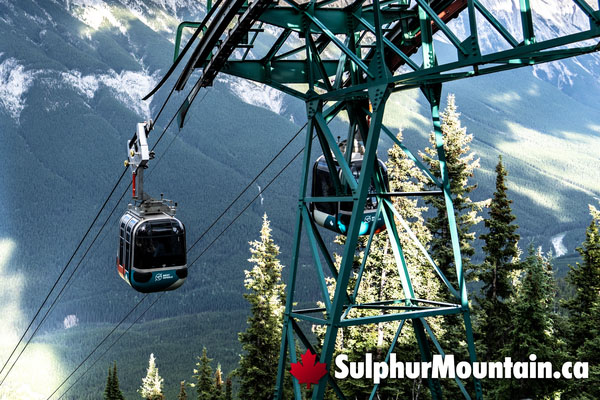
[{"x1": 290, "y1": 350, "x2": 328, "y2": 389}]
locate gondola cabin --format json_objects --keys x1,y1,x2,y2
[
  {"x1": 311, "y1": 145, "x2": 388, "y2": 235},
  {"x1": 117, "y1": 202, "x2": 187, "y2": 293}
]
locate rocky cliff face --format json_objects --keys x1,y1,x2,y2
[{"x1": 446, "y1": 0, "x2": 600, "y2": 104}]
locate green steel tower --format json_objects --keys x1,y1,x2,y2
[{"x1": 159, "y1": 0, "x2": 600, "y2": 398}]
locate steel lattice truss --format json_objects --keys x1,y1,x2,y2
[
  {"x1": 168, "y1": 0, "x2": 600, "y2": 122},
  {"x1": 153, "y1": 0, "x2": 600, "y2": 398}
]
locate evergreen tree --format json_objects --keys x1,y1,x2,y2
[
  {"x1": 213, "y1": 364, "x2": 224, "y2": 400},
  {"x1": 572, "y1": 301, "x2": 600, "y2": 399},
  {"x1": 111, "y1": 362, "x2": 125, "y2": 400},
  {"x1": 563, "y1": 208, "x2": 600, "y2": 349},
  {"x1": 562, "y1": 206, "x2": 600, "y2": 398},
  {"x1": 104, "y1": 365, "x2": 114, "y2": 400},
  {"x1": 177, "y1": 381, "x2": 188, "y2": 400},
  {"x1": 419, "y1": 94, "x2": 485, "y2": 397},
  {"x1": 420, "y1": 93, "x2": 484, "y2": 292},
  {"x1": 236, "y1": 214, "x2": 286, "y2": 399},
  {"x1": 224, "y1": 376, "x2": 232, "y2": 400},
  {"x1": 138, "y1": 354, "x2": 164, "y2": 400},
  {"x1": 497, "y1": 246, "x2": 565, "y2": 399},
  {"x1": 476, "y1": 156, "x2": 520, "y2": 362},
  {"x1": 191, "y1": 347, "x2": 214, "y2": 400}
]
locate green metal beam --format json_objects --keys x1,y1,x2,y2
[
  {"x1": 369, "y1": 320, "x2": 405, "y2": 400},
  {"x1": 274, "y1": 114, "x2": 315, "y2": 399},
  {"x1": 312, "y1": 86, "x2": 391, "y2": 400},
  {"x1": 353, "y1": 14, "x2": 420, "y2": 70},
  {"x1": 338, "y1": 305, "x2": 462, "y2": 327},
  {"x1": 222, "y1": 60, "x2": 337, "y2": 84},
  {"x1": 257, "y1": 8, "x2": 406, "y2": 34},
  {"x1": 472, "y1": 0, "x2": 518, "y2": 47},
  {"x1": 301, "y1": 206, "x2": 333, "y2": 313},
  {"x1": 383, "y1": 197, "x2": 460, "y2": 299},
  {"x1": 416, "y1": 0, "x2": 468, "y2": 56},
  {"x1": 165, "y1": 2, "x2": 600, "y2": 400},
  {"x1": 519, "y1": 0, "x2": 536, "y2": 45},
  {"x1": 173, "y1": 22, "x2": 202, "y2": 62}
]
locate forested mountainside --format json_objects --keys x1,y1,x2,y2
[{"x1": 0, "y1": 0, "x2": 598, "y2": 398}]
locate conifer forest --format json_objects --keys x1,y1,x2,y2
[{"x1": 0, "y1": 1, "x2": 599, "y2": 399}]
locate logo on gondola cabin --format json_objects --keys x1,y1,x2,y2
[{"x1": 154, "y1": 273, "x2": 174, "y2": 282}]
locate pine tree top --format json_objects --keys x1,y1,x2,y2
[
  {"x1": 104, "y1": 365, "x2": 113, "y2": 400},
  {"x1": 215, "y1": 364, "x2": 223, "y2": 386},
  {"x1": 564, "y1": 208, "x2": 600, "y2": 317},
  {"x1": 419, "y1": 93, "x2": 486, "y2": 286},
  {"x1": 192, "y1": 346, "x2": 215, "y2": 398},
  {"x1": 243, "y1": 213, "x2": 285, "y2": 312},
  {"x1": 237, "y1": 213, "x2": 287, "y2": 400},
  {"x1": 139, "y1": 353, "x2": 164, "y2": 399},
  {"x1": 480, "y1": 155, "x2": 520, "y2": 273},
  {"x1": 421, "y1": 93, "x2": 481, "y2": 200},
  {"x1": 177, "y1": 381, "x2": 188, "y2": 400},
  {"x1": 111, "y1": 362, "x2": 124, "y2": 400}
]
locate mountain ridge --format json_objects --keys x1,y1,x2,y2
[{"x1": 0, "y1": 0, "x2": 599, "y2": 398}]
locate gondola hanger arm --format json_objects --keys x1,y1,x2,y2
[{"x1": 125, "y1": 121, "x2": 154, "y2": 201}]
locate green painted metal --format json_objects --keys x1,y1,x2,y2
[
  {"x1": 417, "y1": 0, "x2": 467, "y2": 56},
  {"x1": 421, "y1": 318, "x2": 472, "y2": 397},
  {"x1": 351, "y1": 201, "x2": 382, "y2": 302},
  {"x1": 383, "y1": 197, "x2": 460, "y2": 299},
  {"x1": 301, "y1": 205, "x2": 333, "y2": 313},
  {"x1": 472, "y1": 0, "x2": 518, "y2": 47},
  {"x1": 380, "y1": 124, "x2": 442, "y2": 187},
  {"x1": 313, "y1": 89, "x2": 390, "y2": 400},
  {"x1": 216, "y1": 8, "x2": 600, "y2": 94},
  {"x1": 274, "y1": 112, "x2": 314, "y2": 398},
  {"x1": 423, "y1": 84, "x2": 468, "y2": 298},
  {"x1": 368, "y1": 320, "x2": 405, "y2": 400},
  {"x1": 290, "y1": 312, "x2": 328, "y2": 325},
  {"x1": 304, "y1": 210, "x2": 341, "y2": 281},
  {"x1": 573, "y1": 0, "x2": 600, "y2": 24},
  {"x1": 287, "y1": 322, "x2": 303, "y2": 398},
  {"x1": 381, "y1": 201, "x2": 416, "y2": 301},
  {"x1": 338, "y1": 305, "x2": 462, "y2": 326},
  {"x1": 519, "y1": 0, "x2": 536, "y2": 45},
  {"x1": 165, "y1": 0, "x2": 600, "y2": 399},
  {"x1": 354, "y1": 15, "x2": 420, "y2": 70},
  {"x1": 173, "y1": 22, "x2": 202, "y2": 62}
]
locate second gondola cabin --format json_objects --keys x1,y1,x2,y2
[
  {"x1": 117, "y1": 200, "x2": 187, "y2": 293},
  {"x1": 311, "y1": 141, "x2": 388, "y2": 235}
]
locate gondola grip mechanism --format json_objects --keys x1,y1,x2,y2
[{"x1": 127, "y1": 121, "x2": 152, "y2": 201}]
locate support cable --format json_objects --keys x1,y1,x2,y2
[
  {"x1": 189, "y1": 140, "x2": 308, "y2": 266},
  {"x1": 0, "y1": 183, "x2": 130, "y2": 388},
  {"x1": 187, "y1": 121, "x2": 307, "y2": 253},
  {"x1": 44, "y1": 127, "x2": 312, "y2": 398},
  {"x1": 0, "y1": 166, "x2": 127, "y2": 383},
  {"x1": 0, "y1": 38, "x2": 196, "y2": 386},
  {"x1": 45, "y1": 295, "x2": 150, "y2": 400},
  {"x1": 54, "y1": 293, "x2": 164, "y2": 400},
  {"x1": 146, "y1": 89, "x2": 212, "y2": 180}
]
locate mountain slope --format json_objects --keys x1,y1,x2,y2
[{"x1": 0, "y1": 0, "x2": 598, "y2": 398}]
